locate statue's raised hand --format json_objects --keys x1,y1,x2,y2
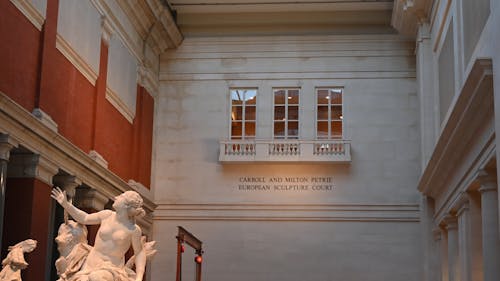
[{"x1": 51, "y1": 187, "x2": 68, "y2": 206}]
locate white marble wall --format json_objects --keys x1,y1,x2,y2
[{"x1": 152, "y1": 34, "x2": 421, "y2": 281}]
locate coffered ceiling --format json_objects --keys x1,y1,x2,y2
[{"x1": 166, "y1": 0, "x2": 396, "y2": 36}]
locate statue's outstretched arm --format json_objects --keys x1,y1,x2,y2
[
  {"x1": 132, "y1": 227, "x2": 146, "y2": 281},
  {"x1": 51, "y1": 187, "x2": 108, "y2": 225}
]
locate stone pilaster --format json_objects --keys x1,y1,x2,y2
[
  {"x1": 0, "y1": 134, "x2": 18, "y2": 251},
  {"x1": 53, "y1": 174, "x2": 82, "y2": 222},
  {"x1": 445, "y1": 216, "x2": 460, "y2": 281},
  {"x1": 477, "y1": 171, "x2": 500, "y2": 281},
  {"x1": 431, "y1": 228, "x2": 443, "y2": 281},
  {"x1": 457, "y1": 200, "x2": 472, "y2": 281}
]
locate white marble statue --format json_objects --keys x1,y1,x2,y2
[
  {"x1": 0, "y1": 239, "x2": 37, "y2": 281},
  {"x1": 51, "y1": 187, "x2": 149, "y2": 281}
]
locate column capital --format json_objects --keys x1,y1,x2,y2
[
  {"x1": 8, "y1": 153, "x2": 59, "y2": 185},
  {"x1": 477, "y1": 170, "x2": 497, "y2": 193},
  {"x1": 0, "y1": 134, "x2": 19, "y2": 161},
  {"x1": 444, "y1": 215, "x2": 458, "y2": 230},
  {"x1": 432, "y1": 228, "x2": 442, "y2": 241},
  {"x1": 456, "y1": 200, "x2": 470, "y2": 217},
  {"x1": 53, "y1": 175, "x2": 82, "y2": 198},
  {"x1": 74, "y1": 188, "x2": 110, "y2": 211}
]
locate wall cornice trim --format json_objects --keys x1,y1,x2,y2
[
  {"x1": 55, "y1": 34, "x2": 98, "y2": 86},
  {"x1": 9, "y1": 0, "x2": 45, "y2": 31},
  {"x1": 154, "y1": 203, "x2": 420, "y2": 222},
  {"x1": 392, "y1": 0, "x2": 434, "y2": 36},
  {"x1": 105, "y1": 87, "x2": 135, "y2": 124}
]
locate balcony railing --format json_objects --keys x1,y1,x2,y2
[{"x1": 219, "y1": 139, "x2": 351, "y2": 163}]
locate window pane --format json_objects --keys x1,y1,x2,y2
[
  {"x1": 231, "y1": 90, "x2": 244, "y2": 105},
  {"x1": 288, "y1": 122, "x2": 299, "y2": 137},
  {"x1": 288, "y1": 89, "x2": 299, "y2": 104},
  {"x1": 245, "y1": 106, "x2": 256, "y2": 120},
  {"x1": 274, "y1": 122, "x2": 285, "y2": 137},
  {"x1": 317, "y1": 106, "x2": 328, "y2": 120},
  {"x1": 245, "y1": 122, "x2": 255, "y2": 137},
  {"x1": 274, "y1": 90, "x2": 286, "y2": 104},
  {"x1": 331, "y1": 105, "x2": 342, "y2": 120},
  {"x1": 231, "y1": 122, "x2": 242, "y2": 138},
  {"x1": 317, "y1": 90, "x2": 329, "y2": 104},
  {"x1": 231, "y1": 106, "x2": 243, "y2": 120},
  {"x1": 245, "y1": 90, "x2": 257, "y2": 105},
  {"x1": 331, "y1": 121, "x2": 342, "y2": 138},
  {"x1": 317, "y1": 121, "x2": 328, "y2": 139},
  {"x1": 274, "y1": 106, "x2": 285, "y2": 120},
  {"x1": 288, "y1": 106, "x2": 299, "y2": 120},
  {"x1": 330, "y1": 89, "x2": 342, "y2": 104}
]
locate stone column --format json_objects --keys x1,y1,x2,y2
[
  {"x1": 477, "y1": 172, "x2": 500, "y2": 281},
  {"x1": 0, "y1": 134, "x2": 17, "y2": 251},
  {"x1": 445, "y1": 216, "x2": 460, "y2": 281}
]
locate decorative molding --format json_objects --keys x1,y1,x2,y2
[
  {"x1": 477, "y1": 170, "x2": 498, "y2": 193},
  {"x1": 101, "y1": 16, "x2": 114, "y2": 46},
  {"x1": 0, "y1": 134, "x2": 19, "y2": 161},
  {"x1": 391, "y1": 0, "x2": 434, "y2": 36},
  {"x1": 8, "y1": 154, "x2": 59, "y2": 185},
  {"x1": 432, "y1": 0, "x2": 452, "y2": 52},
  {"x1": 32, "y1": 108, "x2": 58, "y2": 132},
  {"x1": 154, "y1": 203, "x2": 420, "y2": 222},
  {"x1": 74, "y1": 188, "x2": 109, "y2": 211},
  {"x1": 53, "y1": 174, "x2": 82, "y2": 198},
  {"x1": 9, "y1": 0, "x2": 45, "y2": 31},
  {"x1": 88, "y1": 150, "x2": 109, "y2": 169},
  {"x1": 0, "y1": 91, "x2": 156, "y2": 212},
  {"x1": 105, "y1": 87, "x2": 135, "y2": 124},
  {"x1": 137, "y1": 65, "x2": 159, "y2": 97},
  {"x1": 55, "y1": 34, "x2": 98, "y2": 86}
]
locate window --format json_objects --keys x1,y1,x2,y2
[
  {"x1": 230, "y1": 89, "x2": 257, "y2": 139},
  {"x1": 316, "y1": 88, "x2": 343, "y2": 139},
  {"x1": 273, "y1": 88, "x2": 299, "y2": 139}
]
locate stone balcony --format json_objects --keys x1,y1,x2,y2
[{"x1": 219, "y1": 139, "x2": 351, "y2": 163}]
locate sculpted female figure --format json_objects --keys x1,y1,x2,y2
[
  {"x1": 0, "y1": 239, "x2": 37, "y2": 281},
  {"x1": 51, "y1": 187, "x2": 146, "y2": 281}
]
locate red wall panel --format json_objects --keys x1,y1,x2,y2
[
  {"x1": 95, "y1": 101, "x2": 134, "y2": 181},
  {"x1": 137, "y1": 88, "x2": 154, "y2": 188},
  {"x1": 38, "y1": 52, "x2": 95, "y2": 153},
  {"x1": 0, "y1": 1, "x2": 41, "y2": 111}
]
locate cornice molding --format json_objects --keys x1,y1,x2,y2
[
  {"x1": 0, "y1": 91, "x2": 156, "y2": 213},
  {"x1": 154, "y1": 203, "x2": 420, "y2": 222},
  {"x1": 8, "y1": 154, "x2": 59, "y2": 185},
  {"x1": 9, "y1": 0, "x2": 45, "y2": 31},
  {"x1": 418, "y1": 59, "x2": 494, "y2": 198},
  {"x1": 392, "y1": 0, "x2": 434, "y2": 36},
  {"x1": 55, "y1": 34, "x2": 98, "y2": 86},
  {"x1": 138, "y1": 65, "x2": 159, "y2": 97},
  {"x1": 105, "y1": 87, "x2": 135, "y2": 124},
  {"x1": 0, "y1": 134, "x2": 19, "y2": 161}
]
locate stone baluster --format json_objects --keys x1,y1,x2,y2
[
  {"x1": 0, "y1": 134, "x2": 18, "y2": 250},
  {"x1": 477, "y1": 171, "x2": 500, "y2": 281}
]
